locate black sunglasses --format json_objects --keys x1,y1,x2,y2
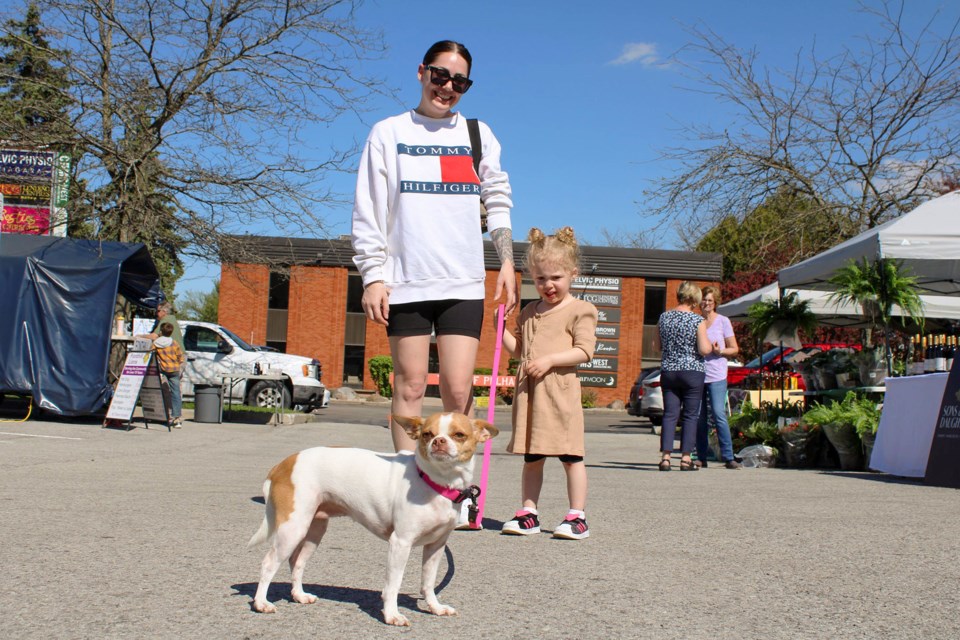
[{"x1": 425, "y1": 65, "x2": 473, "y2": 94}]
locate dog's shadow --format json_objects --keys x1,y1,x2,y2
[{"x1": 233, "y1": 545, "x2": 458, "y2": 622}]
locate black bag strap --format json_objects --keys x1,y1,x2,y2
[
  {"x1": 467, "y1": 118, "x2": 482, "y2": 174},
  {"x1": 467, "y1": 118, "x2": 488, "y2": 232}
]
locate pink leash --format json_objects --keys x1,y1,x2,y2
[{"x1": 472, "y1": 303, "x2": 506, "y2": 529}]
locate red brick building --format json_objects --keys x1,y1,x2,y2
[{"x1": 219, "y1": 236, "x2": 721, "y2": 407}]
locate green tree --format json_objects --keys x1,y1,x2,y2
[
  {"x1": 177, "y1": 281, "x2": 219, "y2": 323},
  {"x1": 696, "y1": 189, "x2": 851, "y2": 280},
  {"x1": 0, "y1": 2, "x2": 73, "y2": 145}
]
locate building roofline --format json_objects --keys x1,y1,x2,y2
[{"x1": 225, "y1": 234, "x2": 723, "y2": 281}]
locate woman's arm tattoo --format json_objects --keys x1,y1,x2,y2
[{"x1": 490, "y1": 227, "x2": 514, "y2": 267}]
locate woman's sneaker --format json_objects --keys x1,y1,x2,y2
[
  {"x1": 500, "y1": 509, "x2": 541, "y2": 535},
  {"x1": 552, "y1": 515, "x2": 589, "y2": 540}
]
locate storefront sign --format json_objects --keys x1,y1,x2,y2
[
  {"x1": 594, "y1": 340, "x2": 619, "y2": 355},
  {"x1": 595, "y1": 325, "x2": 620, "y2": 339},
  {"x1": 579, "y1": 373, "x2": 618, "y2": 387},
  {"x1": 0, "y1": 149, "x2": 70, "y2": 237},
  {"x1": 579, "y1": 357, "x2": 618, "y2": 372},
  {"x1": 573, "y1": 276, "x2": 622, "y2": 291},
  {"x1": 596, "y1": 308, "x2": 621, "y2": 323},
  {"x1": 573, "y1": 291, "x2": 621, "y2": 307}
]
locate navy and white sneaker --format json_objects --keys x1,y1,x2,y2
[
  {"x1": 552, "y1": 514, "x2": 589, "y2": 540},
  {"x1": 500, "y1": 509, "x2": 541, "y2": 535}
]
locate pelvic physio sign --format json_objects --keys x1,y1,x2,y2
[
  {"x1": 0, "y1": 149, "x2": 71, "y2": 237},
  {"x1": 924, "y1": 357, "x2": 960, "y2": 488},
  {"x1": 572, "y1": 276, "x2": 623, "y2": 388}
]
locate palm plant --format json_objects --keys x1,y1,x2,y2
[
  {"x1": 827, "y1": 258, "x2": 925, "y2": 334},
  {"x1": 827, "y1": 258, "x2": 925, "y2": 372}
]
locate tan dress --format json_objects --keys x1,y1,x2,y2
[{"x1": 506, "y1": 298, "x2": 598, "y2": 456}]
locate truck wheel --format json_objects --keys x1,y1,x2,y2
[{"x1": 247, "y1": 381, "x2": 291, "y2": 409}]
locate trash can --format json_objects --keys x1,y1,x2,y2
[{"x1": 194, "y1": 384, "x2": 223, "y2": 423}]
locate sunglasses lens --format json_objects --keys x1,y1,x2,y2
[
  {"x1": 429, "y1": 66, "x2": 451, "y2": 86},
  {"x1": 427, "y1": 66, "x2": 472, "y2": 94}
]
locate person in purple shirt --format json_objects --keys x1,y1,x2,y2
[{"x1": 695, "y1": 286, "x2": 742, "y2": 469}]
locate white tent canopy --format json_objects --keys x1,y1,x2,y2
[
  {"x1": 778, "y1": 191, "x2": 960, "y2": 296},
  {"x1": 718, "y1": 281, "x2": 960, "y2": 327}
]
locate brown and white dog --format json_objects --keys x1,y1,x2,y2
[{"x1": 248, "y1": 412, "x2": 498, "y2": 626}]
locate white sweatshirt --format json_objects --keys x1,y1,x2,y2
[{"x1": 351, "y1": 110, "x2": 513, "y2": 304}]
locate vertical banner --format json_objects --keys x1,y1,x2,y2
[{"x1": 924, "y1": 359, "x2": 960, "y2": 488}]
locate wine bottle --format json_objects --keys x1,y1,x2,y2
[
  {"x1": 912, "y1": 335, "x2": 923, "y2": 375},
  {"x1": 935, "y1": 334, "x2": 947, "y2": 372},
  {"x1": 923, "y1": 336, "x2": 933, "y2": 373},
  {"x1": 948, "y1": 335, "x2": 956, "y2": 372}
]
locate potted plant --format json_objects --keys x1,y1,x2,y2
[
  {"x1": 827, "y1": 258, "x2": 925, "y2": 373},
  {"x1": 779, "y1": 419, "x2": 822, "y2": 468},
  {"x1": 851, "y1": 395, "x2": 882, "y2": 470},
  {"x1": 853, "y1": 346, "x2": 887, "y2": 387},
  {"x1": 800, "y1": 392, "x2": 864, "y2": 470},
  {"x1": 747, "y1": 292, "x2": 820, "y2": 351}
]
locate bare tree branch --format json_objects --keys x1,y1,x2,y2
[
  {"x1": 645, "y1": 0, "x2": 960, "y2": 265},
  {"x1": 1, "y1": 0, "x2": 389, "y2": 270}
]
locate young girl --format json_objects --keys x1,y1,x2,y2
[{"x1": 500, "y1": 227, "x2": 599, "y2": 540}]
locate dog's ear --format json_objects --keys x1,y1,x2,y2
[
  {"x1": 392, "y1": 414, "x2": 424, "y2": 440},
  {"x1": 472, "y1": 418, "x2": 499, "y2": 442}
]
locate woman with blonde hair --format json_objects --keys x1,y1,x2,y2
[{"x1": 657, "y1": 281, "x2": 712, "y2": 471}]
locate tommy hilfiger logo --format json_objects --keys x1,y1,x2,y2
[{"x1": 398, "y1": 142, "x2": 479, "y2": 195}]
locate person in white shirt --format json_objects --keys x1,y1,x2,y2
[{"x1": 352, "y1": 40, "x2": 517, "y2": 453}]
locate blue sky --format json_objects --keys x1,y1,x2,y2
[{"x1": 176, "y1": 0, "x2": 956, "y2": 297}]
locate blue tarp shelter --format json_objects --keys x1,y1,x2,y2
[{"x1": 0, "y1": 233, "x2": 162, "y2": 416}]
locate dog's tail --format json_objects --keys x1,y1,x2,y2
[{"x1": 247, "y1": 479, "x2": 273, "y2": 548}]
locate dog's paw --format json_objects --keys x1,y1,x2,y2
[
  {"x1": 428, "y1": 603, "x2": 458, "y2": 617},
  {"x1": 383, "y1": 611, "x2": 411, "y2": 626},
  {"x1": 291, "y1": 590, "x2": 318, "y2": 605},
  {"x1": 252, "y1": 600, "x2": 277, "y2": 614}
]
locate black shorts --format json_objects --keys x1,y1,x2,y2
[
  {"x1": 524, "y1": 453, "x2": 585, "y2": 464},
  {"x1": 387, "y1": 299, "x2": 484, "y2": 339}
]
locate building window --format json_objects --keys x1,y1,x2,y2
[
  {"x1": 267, "y1": 271, "x2": 289, "y2": 352},
  {"x1": 643, "y1": 283, "x2": 666, "y2": 363},
  {"x1": 344, "y1": 274, "x2": 366, "y2": 385}
]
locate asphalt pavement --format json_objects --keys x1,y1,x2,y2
[{"x1": 2, "y1": 404, "x2": 959, "y2": 639}]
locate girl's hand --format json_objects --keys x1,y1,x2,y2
[{"x1": 524, "y1": 356, "x2": 553, "y2": 379}]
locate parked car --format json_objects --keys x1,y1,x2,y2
[
  {"x1": 626, "y1": 367, "x2": 659, "y2": 416},
  {"x1": 178, "y1": 321, "x2": 329, "y2": 410},
  {"x1": 640, "y1": 369, "x2": 663, "y2": 429},
  {"x1": 726, "y1": 343, "x2": 859, "y2": 389}
]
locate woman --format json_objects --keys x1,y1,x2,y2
[
  {"x1": 351, "y1": 40, "x2": 517, "y2": 453},
  {"x1": 657, "y1": 281, "x2": 712, "y2": 471},
  {"x1": 695, "y1": 286, "x2": 742, "y2": 469}
]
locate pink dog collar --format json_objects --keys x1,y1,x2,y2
[{"x1": 416, "y1": 465, "x2": 480, "y2": 504}]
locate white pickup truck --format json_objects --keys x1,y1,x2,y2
[{"x1": 178, "y1": 321, "x2": 329, "y2": 410}]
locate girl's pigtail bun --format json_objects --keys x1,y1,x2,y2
[
  {"x1": 554, "y1": 226, "x2": 577, "y2": 248},
  {"x1": 527, "y1": 227, "x2": 546, "y2": 245}
]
